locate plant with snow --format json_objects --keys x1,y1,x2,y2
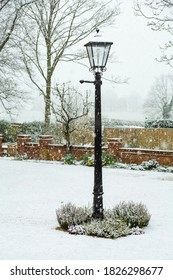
[
  {"x1": 56, "y1": 202, "x2": 91, "y2": 230},
  {"x1": 14, "y1": 153, "x2": 28, "y2": 161},
  {"x1": 63, "y1": 154, "x2": 76, "y2": 165},
  {"x1": 112, "y1": 201, "x2": 151, "y2": 228},
  {"x1": 85, "y1": 216, "x2": 131, "y2": 239},
  {"x1": 82, "y1": 154, "x2": 94, "y2": 166},
  {"x1": 56, "y1": 201, "x2": 151, "y2": 239},
  {"x1": 82, "y1": 152, "x2": 116, "y2": 167},
  {"x1": 130, "y1": 227, "x2": 145, "y2": 235},
  {"x1": 68, "y1": 225, "x2": 86, "y2": 235},
  {"x1": 102, "y1": 152, "x2": 116, "y2": 166},
  {"x1": 141, "y1": 160, "x2": 159, "y2": 170}
]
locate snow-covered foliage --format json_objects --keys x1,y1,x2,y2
[
  {"x1": 141, "y1": 160, "x2": 160, "y2": 170},
  {"x1": 130, "y1": 227, "x2": 145, "y2": 235},
  {"x1": 69, "y1": 156, "x2": 173, "y2": 173},
  {"x1": 63, "y1": 154, "x2": 76, "y2": 165},
  {"x1": 112, "y1": 201, "x2": 151, "y2": 228},
  {"x1": 85, "y1": 217, "x2": 131, "y2": 239},
  {"x1": 56, "y1": 202, "x2": 91, "y2": 230},
  {"x1": 90, "y1": 118, "x2": 144, "y2": 128},
  {"x1": 56, "y1": 202, "x2": 151, "y2": 239},
  {"x1": 82, "y1": 154, "x2": 94, "y2": 166},
  {"x1": 145, "y1": 119, "x2": 173, "y2": 128},
  {"x1": 14, "y1": 153, "x2": 28, "y2": 161},
  {"x1": 68, "y1": 225, "x2": 86, "y2": 235},
  {"x1": 81, "y1": 152, "x2": 116, "y2": 167},
  {"x1": 112, "y1": 160, "x2": 173, "y2": 173}
]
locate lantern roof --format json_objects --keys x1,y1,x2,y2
[{"x1": 84, "y1": 29, "x2": 113, "y2": 72}]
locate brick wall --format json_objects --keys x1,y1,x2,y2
[
  {"x1": 15, "y1": 135, "x2": 95, "y2": 161},
  {"x1": 0, "y1": 134, "x2": 173, "y2": 166},
  {"x1": 107, "y1": 138, "x2": 173, "y2": 166}
]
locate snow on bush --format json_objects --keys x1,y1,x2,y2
[
  {"x1": 141, "y1": 160, "x2": 159, "y2": 170},
  {"x1": 68, "y1": 225, "x2": 86, "y2": 235},
  {"x1": 14, "y1": 153, "x2": 28, "y2": 160},
  {"x1": 81, "y1": 152, "x2": 116, "y2": 167},
  {"x1": 56, "y1": 202, "x2": 151, "y2": 239},
  {"x1": 56, "y1": 202, "x2": 91, "y2": 230},
  {"x1": 63, "y1": 154, "x2": 76, "y2": 165},
  {"x1": 112, "y1": 201, "x2": 151, "y2": 228},
  {"x1": 85, "y1": 217, "x2": 131, "y2": 239}
]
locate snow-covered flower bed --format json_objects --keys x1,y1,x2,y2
[
  {"x1": 56, "y1": 202, "x2": 151, "y2": 239},
  {"x1": 65, "y1": 154, "x2": 173, "y2": 173}
]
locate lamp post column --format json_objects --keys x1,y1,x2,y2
[{"x1": 92, "y1": 71, "x2": 104, "y2": 219}]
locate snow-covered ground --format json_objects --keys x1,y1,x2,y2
[{"x1": 0, "y1": 157, "x2": 173, "y2": 260}]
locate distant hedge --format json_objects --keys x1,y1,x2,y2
[
  {"x1": 145, "y1": 119, "x2": 173, "y2": 128},
  {"x1": 0, "y1": 120, "x2": 49, "y2": 142}
]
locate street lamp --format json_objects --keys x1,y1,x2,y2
[{"x1": 80, "y1": 29, "x2": 113, "y2": 219}]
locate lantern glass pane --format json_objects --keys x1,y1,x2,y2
[
  {"x1": 86, "y1": 45, "x2": 94, "y2": 68},
  {"x1": 85, "y1": 40, "x2": 112, "y2": 70}
]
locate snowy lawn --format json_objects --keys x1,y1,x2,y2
[{"x1": 0, "y1": 157, "x2": 173, "y2": 260}]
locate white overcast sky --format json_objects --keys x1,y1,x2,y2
[{"x1": 4, "y1": 0, "x2": 173, "y2": 122}]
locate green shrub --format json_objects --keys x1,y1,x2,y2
[
  {"x1": 14, "y1": 154, "x2": 28, "y2": 161},
  {"x1": 56, "y1": 202, "x2": 91, "y2": 230},
  {"x1": 141, "y1": 160, "x2": 159, "y2": 170},
  {"x1": 82, "y1": 152, "x2": 115, "y2": 167},
  {"x1": 81, "y1": 154, "x2": 94, "y2": 166},
  {"x1": 102, "y1": 152, "x2": 115, "y2": 166},
  {"x1": 0, "y1": 120, "x2": 12, "y2": 142},
  {"x1": 112, "y1": 201, "x2": 151, "y2": 228},
  {"x1": 85, "y1": 217, "x2": 130, "y2": 239},
  {"x1": 56, "y1": 201, "x2": 151, "y2": 239},
  {"x1": 63, "y1": 154, "x2": 76, "y2": 165}
]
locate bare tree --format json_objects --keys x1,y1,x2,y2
[
  {"x1": 0, "y1": 0, "x2": 34, "y2": 116},
  {"x1": 144, "y1": 74, "x2": 173, "y2": 119},
  {"x1": 134, "y1": 0, "x2": 173, "y2": 66},
  {"x1": 51, "y1": 82, "x2": 92, "y2": 149},
  {"x1": 16, "y1": 0, "x2": 120, "y2": 132}
]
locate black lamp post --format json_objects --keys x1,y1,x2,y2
[{"x1": 80, "y1": 30, "x2": 113, "y2": 219}]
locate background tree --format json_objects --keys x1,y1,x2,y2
[
  {"x1": 134, "y1": 0, "x2": 173, "y2": 66},
  {"x1": 16, "y1": 0, "x2": 120, "y2": 132},
  {"x1": 51, "y1": 83, "x2": 92, "y2": 149},
  {"x1": 0, "y1": 0, "x2": 34, "y2": 116},
  {"x1": 144, "y1": 74, "x2": 173, "y2": 120}
]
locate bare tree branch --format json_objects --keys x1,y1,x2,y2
[
  {"x1": 51, "y1": 82, "x2": 92, "y2": 148},
  {"x1": 16, "y1": 0, "x2": 120, "y2": 131},
  {"x1": 134, "y1": 0, "x2": 173, "y2": 66},
  {"x1": 143, "y1": 74, "x2": 173, "y2": 119}
]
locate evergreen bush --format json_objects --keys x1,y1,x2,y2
[
  {"x1": 102, "y1": 152, "x2": 115, "y2": 166},
  {"x1": 81, "y1": 152, "x2": 115, "y2": 167},
  {"x1": 112, "y1": 201, "x2": 151, "y2": 228},
  {"x1": 85, "y1": 217, "x2": 130, "y2": 239},
  {"x1": 56, "y1": 201, "x2": 151, "y2": 239},
  {"x1": 81, "y1": 154, "x2": 94, "y2": 166},
  {"x1": 63, "y1": 154, "x2": 76, "y2": 165},
  {"x1": 145, "y1": 119, "x2": 173, "y2": 128},
  {"x1": 56, "y1": 202, "x2": 91, "y2": 230},
  {"x1": 141, "y1": 160, "x2": 159, "y2": 170},
  {"x1": 0, "y1": 120, "x2": 12, "y2": 142}
]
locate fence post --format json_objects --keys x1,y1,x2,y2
[
  {"x1": 17, "y1": 135, "x2": 31, "y2": 156},
  {"x1": 107, "y1": 138, "x2": 122, "y2": 158},
  {"x1": 39, "y1": 135, "x2": 53, "y2": 160}
]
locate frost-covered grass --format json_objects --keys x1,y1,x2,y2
[{"x1": 0, "y1": 157, "x2": 173, "y2": 260}]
